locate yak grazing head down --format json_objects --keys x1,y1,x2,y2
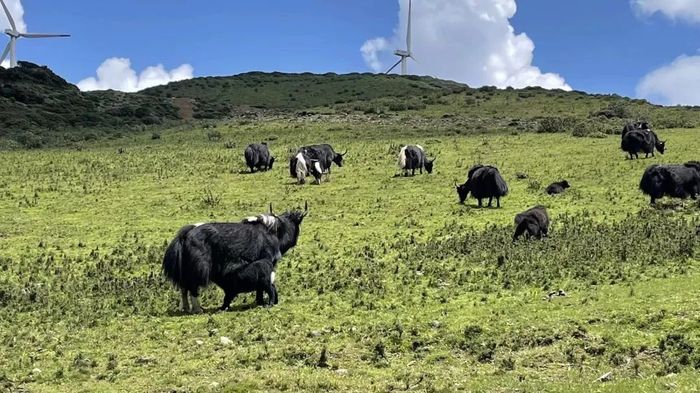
[
  {"x1": 333, "y1": 151, "x2": 347, "y2": 167},
  {"x1": 455, "y1": 182, "x2": 469, "y2": 204},
  {"x1": 656, "y1": 140, "x2": 666, "y2": 155},
  {"x1": 424, "y1": 158, "x2": 436, "y2": 174}
]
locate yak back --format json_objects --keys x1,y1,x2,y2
[{"x1": 465, "y1": 165, "x2": 509, "y2": 199}]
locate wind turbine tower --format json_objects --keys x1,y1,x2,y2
[
  {"x1": 386, "y1": 0, "x2": 414, "y2": 75},
  {"x1": 1, "y1": 0, "x2": 70, "y2": 68}
]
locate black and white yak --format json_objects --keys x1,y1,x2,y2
[
  {"x1": 298, "y1": 144, "x2": 346, "y2": 175},
  {"x1": 455, "y1": 165, "x2": 509, "y2": 207},
  {"x1": 244, "y1": 143, "x2": 275, "y2": 172},
  {"x1": 513, "y1": 205, "x2": 550, "y2": 241},
  {"x1": 546, "y1": 180, "x2": 570, "y2": 195},
  {"x1": 289, "y1": 152, "x2": 323, "y2": 185},
  {"x1": 162, "y1": 203, "x2": 308, "y2": 313},
  {"x1": 621, "y1": 129, "x2": 666, "y2": 159},
  {"x1": 397, "y1": 145, "x2": 435, "y2": 176},
  {"x1": 639, "y1": 161, "x2": 700, "y2": 204}
]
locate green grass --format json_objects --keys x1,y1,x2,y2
[{"x1": 0, "y1": 123, "x2": 698, "y2": 392}]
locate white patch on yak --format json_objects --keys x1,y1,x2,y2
[
  {"x1": 271, "y1": 271, "x2": 276, "y2": 284},
  {"x1": 313, "y1": 161, "x2": 322, "y2": 174},
  {"x1": 398, "y1": 146, "x2": 408, "y2": 169},
  {"x1": 244, "y1": 214, "x2": 278, "y2": 232},
  {"x1": 415, "y1": 145, "x2": 424, "y2": 151},
  {"x1": 295, "y1": 152, "x2": 308, "y2": 183},
  {"x1": 193, "y1": 222, "x2": 205, "y2": 227}
]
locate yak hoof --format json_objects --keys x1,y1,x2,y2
[{"x1": 190, "y1": 306, "x2": 204, "y2": 314}]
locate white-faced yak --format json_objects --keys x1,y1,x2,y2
[
  {"x1": 398, "y1": 145, "x2": 435, "y2": 176},
  {"x1": 546, "y1": 180, "x2": 570, "y2": 195},
  {"x1": 640, "y1": 161, "x2": 700, "y2": 204},
  {"x1": 513, "y1": 205, "x2": 550, "y2": 241},
  {"x1": 162, "y1": 203, "x2": 308, "y2": 313},
  {"x1": 289, "y1": 152, "x2": 323, "y2": 185},
  {"x1": 244, "y1": 143, "x2": 275, "y2": 172},
  {"x1": 455, "y1": 165, "x2": 509, "y2": 208},
  {"x1": 621, "y1": 129, "x2": 665, "y2": 159}
]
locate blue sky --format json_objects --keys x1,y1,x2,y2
[{"x1": 3, "y1": 1, "x2": 700, "y2": 104}]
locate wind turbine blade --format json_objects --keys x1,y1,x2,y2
[
  {"x1": 0, "y1": 41, "x2": 10, "y2": 64},
  {"x1": 385, "y1": 58, "x2": 402, "y2": 74},
  {"x1": 406, "y1": 0, "x2": 412, "y2": 53},
  {"x1": 0, "y1": 0, "x2": 16, "y2": 31},
  {"x1": 20, "y1": 33, "x2": 71, "y2": 38}
]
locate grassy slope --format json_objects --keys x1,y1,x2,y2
[{"x1": 0, "y1": 121, "x2": 698, "y2": 392}]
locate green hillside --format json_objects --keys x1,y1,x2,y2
[{"x1": 1, "y1": 63, "x2": 700, "y2": 149}]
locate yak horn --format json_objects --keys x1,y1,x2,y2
[
  {"x1": 269, "y1": 203, "x2": 274, "y2": 215},
  {"x1": 341, "y1": 150, "x2": 348, "y2": 156},
  {"x1": 303, "y1": 200, "x2": 309, "y2": 216}
]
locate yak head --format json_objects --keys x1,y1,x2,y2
[
  {"x1": 424, "y1": 158, "x2": 436, "y2": 174},
  {"x1": 333, "y1": 151, "x2": 347, "y2": 167},
  {"x1": 277, "y1": 202, "x2": 309, "y2": 254},
  {"x1": 455, "y1": 181, "x2": 470, "y2": 204},
  {"x1": 655, "y1": 140, "x2": 666, "y2": 155},
  {"x1": 560, "y1": 180, "x2": 571, "y2": 189}
]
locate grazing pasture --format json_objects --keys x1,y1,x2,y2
[{"x1": 0, "y1": 122, "x2": 698, "y2": 392}]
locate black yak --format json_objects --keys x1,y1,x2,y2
[
  {"x1": 640, "y1": 162, "x2": 700, "y2": 204},
  {"x1": 513, "y1": 206, "x2": 550, "y2": 241},
  {"x1": 455, "y1": 165, "x2": 508, "y2": 207},
  {"x1": 546, "y1": 180, "x2": 570, "y2": 195},
  {"x1": 621, "y1": 129, "x2": 665, "y2": 159},
  {"x1": 244, "y1": 143, "x2": 275, "y2": 172},
  {"x1": 621, "y1": 121, "x2": 650, "y2": 138},
  {"x1": 299, "y1": 144, "x2": 346, "y2": 174},
  {"x1": 289, "y1": 152, "x2": 323, "y2": 185},
  {"x1": 162, "y1": 203, "x2": 308, "y2": 313},
  {"x1": 398, "y1": 145, "x2": 435, "y2": 176}
]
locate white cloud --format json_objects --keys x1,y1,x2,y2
[
  {"x1": 77, "y1": 58, "x2": 194, "y2": 92},
  {"x1": 361, "y1": 0, "x2": 570, "y2": 90},
  {"x1": 637, "y1": 55, "x2": 700, "y2": 105},
  {"x1": 0, "y1": 0, "x2": 27, "y2": 33},
  {"x1": 631, "y1": 0, "x2": 700, "y2": 24}
]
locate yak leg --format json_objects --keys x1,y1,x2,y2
[
  {"x1": 181, "y1": 289, "x2": 190, "y2": 313},
  {"x1": 272, "y1": 284, "x2": 279, "y2": 305},
  {"x1": 496, "y1": 197, "x2": 501, "y2": 208},
  {"x1": 264, "y1": 283, "x2": 277, "y2": 306},
  {"x1": 220, "y1": 291, "x2": 236, "y2": 311},
  {"x1": 412, "y1": 168, "x2": 416, "y2": 176},
  {"x1": 488, "y1": 197, "x2": 493, "y2": 207},
  {"x1": 478, "y1": 199, "x2": 483, "y2": 208},
  {"x1": 189, "y1": 289, "x2": 203, "y2": 314}
]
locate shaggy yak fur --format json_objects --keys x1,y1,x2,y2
[
  {"x1": 162, "y1": 204, "x2": 307, "y2": 313},
  {"x1": 546, "y1": 180, "x2": 570, "y2": 195},
  {"x1": 456, "y1": 165, "x2": 509, "y2": 207},
  {"x1": 397, "y1": 145, "x2": 435, "y2": 176},
  {"x1": 513, "y1": 205, "x2": 550, "y2": 241},
  {"x1": 289, "y1": 152, "x2": 323, "y2": 185},
  {"x1": 298, "y1": 144, "x2": 346, "y2": 174},
  {"x1": 621, "y1": 129, "x2": 665, "y2": 159},
  {"x1": 244, "y1": 143, "x2": 275, "y2": 172},
  {"x1": 640, "y1": 161, "x2": 700, "y2": 204}
]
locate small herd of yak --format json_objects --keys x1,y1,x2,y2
[{"x1": 163, "y1": 122, "x2": 699, "y2": 313}]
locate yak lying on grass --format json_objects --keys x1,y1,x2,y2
[
  {"x1": 639, "y1": 162, "x2": 700, "y2": 204},
  {"x1": 289, "y1": 152, "x2": 323, "y2": 185},
  {"x1": 546, "y1": 180, "x2": 570, "y2": 195},
  {"x1": 162, "y1": 203, "x2": 308, "y2": 313},
  {"x1": 621, "y1": 129, "x2": 665, "y2": 159},
  {"x1": 456, "y1": 165, "x2": 509, "y2": 208},
  {"x1": 244, "y1": 143, "x2": 275, "y2": 172},
  {"x1": 513, "y1": 205, "x2": 550, "y2": 241},
  {"x1": 398, "y1": 145, "x2": 435, "y2": 176}
]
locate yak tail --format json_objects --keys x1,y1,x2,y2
[
  {"x1": 494, "y1": 172, "x2": 509, "y2": 196},
  {"x1": 162, "y1": 225, "x2": 197, "y2": 290},
  {"x1": 398, "y1": 146, "x2": 407, "y2": 169}
]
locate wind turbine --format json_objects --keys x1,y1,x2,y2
[
  {"x1": 1, "y1": 0, "x2": 70, "y2": 68},
  {"x1": 386, "y1": 0, "x2": 414, "y2": 75}
]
